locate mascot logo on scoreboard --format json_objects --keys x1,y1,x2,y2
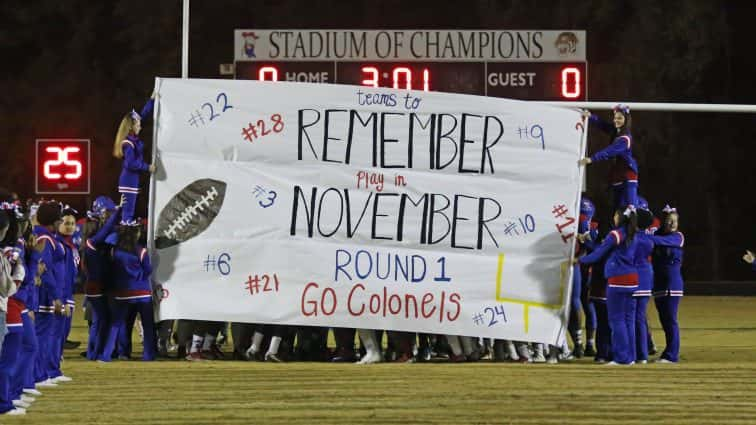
[
  {"x1": 554, "y1": 32, "x2": 579, "y2": 57},
  {"x1": 242, "y1": 31, "x2": 260, "y2": 58}
]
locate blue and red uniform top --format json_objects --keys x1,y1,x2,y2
[
  {"x1": 651, "y1": 231, "x2": 685, "y2": 297},
  {"x1": 5, "y1": 241, "x2": 26, "y2": 331},
  {"x1": 10, "y1": 239, "x2": 36, "y2": 312},
  {"x1": 579, "y1": 226, "x2": 638, "y2": 289},
  {"x1": 588, "y1": 115, "x2": 638, "y2": 185},
  {"x1": 83, "y1": 209, "x2": 120, "y2": 297},
  {"x1": 20, "y1": 238, "x2": 40, "y2": 312},
  {"x1": 118, "y1": 98, "x2": 154, "y2": 194},
  {"x1": 588, "y1": 242, "x2": 608, "y2": 301},
  {"x1": 55, "y1": 233, "x2": 79, "y2": 307},
  {"x1": 112, "y1": 245, "x2": 153, "y2": 302},
  {"x1": 32, "y1": 225, "x2": 63, "y2": 313},
  {"x1": 632, "y1": 232, "x2": 654, "y2": 297}
]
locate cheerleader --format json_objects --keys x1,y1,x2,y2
[
  {"x1": 54, "y1": 208, "x2": 78, "y2": 382},
  {"x1": 579, "y1": 206, "x2": 639, "y2": 365},
  {"x1": 571, "y1": 195, "x2": 599, "y2": 357},
  {"x1": 31, "y1": 202, "x2": 63, "y2": 387},
  {"x1": 113, "y1": 95, "x2": 157, "y2": 225},
  {"x1": 651, "y1": 205, "x2": 685, "y2": 363},
  {"x1": 586, "y1": 233, "x2": 611, "y2": 363},
  {"x1": 82, "y1": 196, "x2": 120, "y2": 361},
  {"x1": 103, "y1": 224, "x2": 156, "y2": 361},
  {"x1": 0, "y1": 206, "x2": 27, "y2": 415},
  {"x1": 579, "y1": 105, "x2": 639, "y2": 209},
  {"x1": 633, "y1": 207, "x2": 655, "y2": 364}
]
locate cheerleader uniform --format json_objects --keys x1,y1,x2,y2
[
  {"x1": 651, "y1": 231, "x2": 685, "y2": 362},
  {"x1": 579, "y1": 226, "x2": 638, "y2": 364},
  {"x1": 103, "y1": 246, "x2": 155, "y2": 361},
  {"x1": 55, "y1": 233, "x2": 79, "y2": 361},
  {"x1": 83, "y1": 209, "x2": 120, "y2": 360},
  {"x1": 587, "y1": 115, "x2": 639, "y2": 209},
  {"x1": 9, "y1": 241, "x2": 39, "y2": 402},
  {"x1": 0, "y1": 250, "x2": 23, "y2": 414},
  {"x1": 32, "y1": 226, "x2": 62, "y2": 384},
  {"x1": 632, "y1": 232, "x2": 654, "y2": 362},
  {"x1": 118, "y1": 99, "x2": 154, "y2": 224},
  {"x1": 588, "y1": 250, "x2": 611, "y2": 362}
]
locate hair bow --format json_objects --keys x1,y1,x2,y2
[
  {"x1": 130, "y1": 109, "x2": 141, "y2": 121},
  {"x1": 623, "y1": 204, "x2": 636, "y2": 217},
  {"x1": 613, "y1": 104, "x2": 630, "y2": 115},
  {"x1": 662, "y1": 204, "x2": 677, "y2": 214}
]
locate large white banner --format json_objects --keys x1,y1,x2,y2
[{"x1": 150, "y1": 78, "x2": 586, "y2": 345}]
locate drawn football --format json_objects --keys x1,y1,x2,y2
[{"x1": 154, "y1": 178, "x2": 227, "y2": 249}]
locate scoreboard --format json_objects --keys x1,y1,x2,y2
[{"x1": 234, "y1": 29, "x2": 587, "y2": 100}]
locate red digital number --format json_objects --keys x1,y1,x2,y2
[
  {"x1": 561, "y1": 67, "x2": 581, "y2": 99},
  {"x1": 360, "y1": 66, "x2": 431, "y2": 91},
  {"x1": 361, "y1": 66, "x2": 379, "y2": 87},
  {"x1": 258, "y1": 66, "x2": 279, "y2": 81},
  {"x1": 44, "y1": 146, "x2": 82, "y2": 180}
]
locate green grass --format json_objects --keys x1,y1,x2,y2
[{"x1": 7, "y1": 296, "x2": 756, "y2": 424}]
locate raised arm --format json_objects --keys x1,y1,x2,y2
[{"x1": 579, "y1": 231, "x2": 618, "y2": 265}]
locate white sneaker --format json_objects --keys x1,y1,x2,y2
[
  {"x1": 244, "y1": 347, "x2": 258, "y2": 361},
  {"x1": 12, "y1": 400, "x2": 30, "y2": 408},
  {"x1": 605, "y1": 361, "x2": 621, "y2": 366},
  {"x1": 20, "y1": 395, "x2": 35, "y2": 403},
  {"x1": 23, "y1": 388, "x2": 42, "y2": 396},
  {"x1": 546, "y1": 355, "x2": 558, "y2": 364},
  {"x1": 655, "y1": 358, "x2": 677, "y2": 364},
  {"x1": 2, "y1": 408, "x2": 26, "y2": 416},
  {"x1": 36, "y1": 379, "x2": 58, "y2": 388},
  {"x1": 52, "y1": 375, "x2": 73, "y2": 383},
  {"x1": 638, "y1": 360, "x2": 648, "y2": 364},
  {"x1": 356, "y1": 350, "x2": 382, "y2": 364},
  {"x1": 533, "y1": 352, "x2": 546, "y2": 363}
]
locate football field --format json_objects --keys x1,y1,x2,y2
[{"x1": 7, "y1": 296, "x2": 756, "y2": 424}]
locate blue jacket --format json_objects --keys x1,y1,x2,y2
[
  {"x1": 56, "y1": 233, "x2": 79, "y2": 304},
  {"x1": 632, "y1": 232, "x2": 654, "y2": 296},
  {"x1": 83, "y1": 210, "x2": 120, "y2": 296},
  {"x1": 118, "y1": 99, "x2": 154, "y2": 192},
  {"x1": 588, "y1": 115, "x2": 639, "y2": 184},
  {"x1": 112, "y1": 245, "x2": 152, "y2": 302},
  {"x1": 651, "y1": 231, "x2": 684, "y2": 296},
  {"x1": 579, "y1": 226, "x2": 638, "y2": 288},
  {"x1": 33, "y1": 225, "x2": 63, "y2": 312}
]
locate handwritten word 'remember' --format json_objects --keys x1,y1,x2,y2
[{"x1": 297, "y1": 109, "x2": 504, "y2": 174}]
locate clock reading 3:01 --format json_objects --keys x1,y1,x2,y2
[{"x1": 233, "y1": 30, "x2": 588, "y2": 101}]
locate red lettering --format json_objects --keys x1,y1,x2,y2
[
  {"x1": 388, "y1": 294, "x2": 402, "y2": 315},
  {"x1": 382, "y1": 286, "x2": 389, "y2": 317},
  {"x1": 446, "y1": 292, "x2": 462, "y2": 322},
  {"x1": 439, "y1": 290, "x2": 446, "y2": 322},
  {"x1": 321, "y1": 287, "x2": 337, "y2": 316},
  {"x1": 421, "y1": 293, "x2": 436, "y2": 318},
  {"x1": 347, "y1": 283, "x2": 366, "y2": 316},
  {"x1": 301, "y1": 282, "x2": 319, "y2": 316},
  {"x1": 369, "y1": 293, "x2": 381, "y2": 314},
  {"x1": 404, "y1": 294, "x2": 418, "y2": 318}
]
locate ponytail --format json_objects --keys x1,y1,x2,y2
[{"x1": 113, "y1": 114, "x2": 134, "y2": 159}]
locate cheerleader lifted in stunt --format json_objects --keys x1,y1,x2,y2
[
  {"x1": 579, "y1": 105, "x2": 639, "y2": 209},
  {"x1": 113, "y1": 93, "x2": 158, "y2": 225}
]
